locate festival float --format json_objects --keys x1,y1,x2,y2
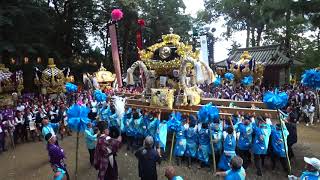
[
  {"x1": 126, "y1": 29, "x2": 216, "y2": 109},
  {"x1": 216, "y1": 51, "x2": 266, "y2": 85},
  {"x1": 94, "y1": 63, "x2": 116, "y2": 91},
  {"x1": 34, "y1": 58, "x2": 69, "y2": 95},
  {"x1": 0, "y1": 64, "x2": 23, "y2": 106}
]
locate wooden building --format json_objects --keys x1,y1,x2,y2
[{"x1": 216, "y1": 45, "x2": 303, "y2": 86}]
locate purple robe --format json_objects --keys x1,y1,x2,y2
[
  {"x1": 47, "y1": 143, "x2": 66, "y2": 169},
  {"x1": 94, "y1": 135, "x2": 121, "y2": 180}
]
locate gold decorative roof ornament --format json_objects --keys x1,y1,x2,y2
[
  {"x1": 48, "y1": 58, "x2": 56, "y2": 68},
  {"x1": 96, "y1": 63, "x2": 116, "y2": 83},
  {"x1": 138, "y1": 29, "x2": 199, "y2": 75}
]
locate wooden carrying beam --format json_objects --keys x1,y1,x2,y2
[
  {"x1": 201, "y1": 98, "x2": 267, "y2": 109},
  {"x1": 126, "y1": 103, "x2": 278, "y2": 118},
  {"x1": 176, "y1": 105, "x2": 278, "y2": 118}
]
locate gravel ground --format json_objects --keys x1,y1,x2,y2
[{"x1": 0, "y1": 123, "x2": 319, "y2": 180}]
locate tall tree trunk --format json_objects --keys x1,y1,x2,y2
[
  {"x1": 246, "y1": 24, "x2": 250, "y2": 48},
  {"x1": 251, "y1": 27, "x2": 256, "y2": 47},
  {"x1": 256, "y1": 25, "x2": 264, "y2": 46},
  {"x1": 285, "y1": 10, "x2": 292, "y2": 58},
  {"x1": 245, "y1": 0, "x2": 251, "y2": 48},
  {"x1": 122, "y1": 22, "x2": 130, "y2": 73},
  {"x1": 317, "y1": 28, "x2": 320, "y2": 52}
]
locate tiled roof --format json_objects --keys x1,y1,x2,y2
[{"x1": 216, "y1": 44, "x2": 303, "y2": 67}]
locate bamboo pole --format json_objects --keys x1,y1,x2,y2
[
  {"x1": 169, "y1": 132, "x2": 175, "y2": 164},
  {"x1": 75, "y1": 124, "x2": 80, "y2": 180},
  {"x1": 277, "y1": 110, "x2": 292, "y2": 174},
  {"x1": 209, "y1": 129, "x2": 216, "y2": 174}
]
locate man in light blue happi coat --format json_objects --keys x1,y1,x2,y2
[
  {"x1": 288, "y1": 157, "x2": 320, "y2": 180},
  {"x1": 197, "y1": 123, "x2": 210, "y2": 167},
  {"x1": 185, "y1": 116, "x2": 198, "y2": 168},
  {"x1": 218, "y1": 126, "x2": 236, "y2": 171},
  {"x1": 42, "y1": 116, "x2": 60, "y2": 145},
  {"x1": 210, "y1": 121, "x2": 223, "y2": 167},
  {"x1": 252, "y1": 116, "x2": 271, "y2": 176},
  {"x1": 84, "y1": 122, "x2": 98, "y2": 166},
  {"x1": 174, "y1": 119, "x2": 186, "y2": 166},
  {"x1": 216, "y1": 156, "x2": 246, "y2": 180},
  {"x1": 270, "y1": 123, "x2": 289, "y2": 172},
  {"x1": 235, "y1": 116, "x2": 253, "y2": 169}
]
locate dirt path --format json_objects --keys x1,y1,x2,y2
[{"x1": 0, "y1": 124, "x2": 319, "y2": 180}]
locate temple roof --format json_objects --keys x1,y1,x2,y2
[{"x1": 216, "y1": 44, "x2": 304, "y2": 67}]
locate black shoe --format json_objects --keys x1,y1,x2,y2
[{"x1": 257, "y1": 171, "x2": 263, "y2": 176}]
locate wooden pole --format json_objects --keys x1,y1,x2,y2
[
  {"x1": 75, "y1": 125, "x2": 80, "y2": 180},
  {"x1": 169, "y1": 132, "x2": 175, "y2": 164},
  {"x1": 277, "y1": 110, "x2": 292, "y2": 174},
  {"x1": 209, "y1": 129, "x2": 216, "y2": 174}
]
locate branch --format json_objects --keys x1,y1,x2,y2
[{"x1": 52, "y1": 0, "x2": 62, "y2": 17}]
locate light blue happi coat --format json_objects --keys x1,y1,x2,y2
[
  {"x1": 109, "y1": 113, "x2": 118, "y2": 127},
  {"x1": 185, "y1": 127, "x2": 198, "y2": 158},
  {"x1": 174, "y1": 126, "x2": 186, "y2": 157},
  {"x1": 271, "y1": 125, "x2": 289, "y2": 157},
  {"x1": 100, "y1": 106, "x2": 111, "y2": 122},
  {"x1": 218, "y1": 134, "x2": 236, "y2": 170},
  {"x1": 236, "y1": 123, "x2": 253, "y2": 150},
  {"x1": 157, "y1": 122, "x2": 168, "y2": 150},
  {"x1": 210, "y1": 122, "x2": 223, "y2": 153},
  {"x1": 197, "y1": 128, "x2": 210, "y2": 163},
  {"x1": 134, "y1": 116, "x2": 144, "y2": 138},
  {"x1": 252, "y1": 123, "x2": 271, "y2": 155},
  {"x1": 225, "y1": 167, "x2": 246, "y2": 180},
  {"x1": 126, "y1": 118, "x2": 135, "y2": 137},
  {"x1": 147, "y1": 118, "x2": 160, "y2": 141},
  {"x1": 84, "y1": 127, "x2": 97, "y2": 150},
  {"x1": 121, "y1": 108, "x2": 132, "y2": 133}
]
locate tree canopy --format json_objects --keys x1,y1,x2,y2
[
  {"x1": 202, "y1": 0, "x2": 320, "y2": 67},
  {"x1": 0, "y1": 0, "x2": 192, "y2": 69}
]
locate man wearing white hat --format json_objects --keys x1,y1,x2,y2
[{"x1": 288, "y1": 157, "x2": 320, "y2": 180}]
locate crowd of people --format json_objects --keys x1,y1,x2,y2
[
  {"x1": 201, "y1": 83, "x2": 319, "y2": 125},
  {"x1": 0, "y1": 86, "x2": 319, "y2": 180}
]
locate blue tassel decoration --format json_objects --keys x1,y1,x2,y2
[
  {"x1": 65, "y1": 82, "x2": 78, "y2": 93},
  {"x1": 301, "y1": 69, "x2": 320, "y2": 89},
  {"x1": 263, "y1": 89, "x2": 288, "y2": 109},
  {"x1": 241, "y1": 75, "x2": 253, "y2": 86},
  {"x1": 198, "y1": 103, "x2": 220, "y2": 124},
  {"x1": 94, "y1": 90, "x2": 107, "y2": 102},
  {"x1": 67, "y1": 104, "x2": 91, "y2": 132},
  {"x1": 213, "y1": 75, "x2": 221, "y2": 87},
  {"x1": 224, "y1": 73, "x2": 234, "y2": 81}
]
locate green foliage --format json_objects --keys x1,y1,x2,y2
[
  {"x1": 0, "y1": 0, "x2": 192, "y2": 72},
  {"x1": 203, "y1": 0, "x2": 320, "y2": 69}
]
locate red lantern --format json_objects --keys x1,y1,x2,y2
[{"x1": 137, "y1": 19, "x2": 145, "y2": 27}]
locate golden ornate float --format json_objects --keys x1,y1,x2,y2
[
  {"x1": 126, "y1": 29, "x2": 216, "y2": 108},
  {"x1": 225, "y1": 51, "x2": 265, "y2": 85},
  {"x1": 34, "y1": 58, "x2": 66, "y2": 94},
  {"x1": 95, "y1": 63, "x2": 116, "y2": 90},
  {"x1": 0, "y1": 64, "x2": 23, "y2": 106}
]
